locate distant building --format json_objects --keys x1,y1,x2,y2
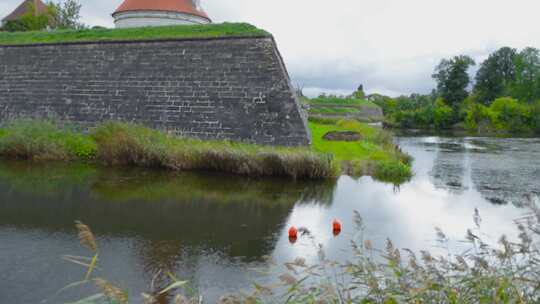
[
  {"x1": 113, "y1": 0, "x2": 211, "y2": 28},
  {"x1": 1, "y1": 0, "x2": 49, "y2": 27}
]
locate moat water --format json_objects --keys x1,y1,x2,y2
[{"x1": 0, "y1": 136, "x2": 539, "y2": 303}]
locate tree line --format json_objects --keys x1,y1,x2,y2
[{"x1": 374, "y1": 47, "x2": 540, "y2": 134}]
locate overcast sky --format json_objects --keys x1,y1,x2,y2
[{"x1": 2, "y1": 0, "x2": 540, "y2": 97}]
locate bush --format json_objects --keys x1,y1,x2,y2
[
  {"x1": 390, "y1": 110, "x2": 417, "y2": 128},
  {"x1": 489, "y1": 97, "x2": 531, "y2": 133},
  {"x1": 413, "y1": 105, "x2": 435, "y2": 127},
  {"x1": 463, "y1": 103, "x2": 483, "y2": 130},
  {"x1": 460, "y1": 97, "x2": 537, "y2": 134},
  {"x1": 373, "y1": 159, "x2": 412, "y2": 183},
  {"x1": 532, "y1": 101, "x2": 540, "y2": 134},
  {"x1": 386, "y1": 98, "x2": 455, "y2": 130},
  {"x1": 433, "y1": 98, "x2": 454, "y2": 129},
  {"x1": 372, "y1": 96, "x2": 398, "y2": 115}
]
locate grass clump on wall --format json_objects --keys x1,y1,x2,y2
[
  {"x1": 0, "y1": 23, "x2": 270, "y2": 46},
  {"x1": 0, "y1": 120, "x2": 96, "y2": 160}
]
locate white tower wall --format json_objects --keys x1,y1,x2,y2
[{"x1": 114, "y1": 11, "x2": 210, "y2": 28}]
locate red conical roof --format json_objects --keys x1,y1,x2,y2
[{"x1": 113, "y1": 0, "x2": 210, "y2": 20}]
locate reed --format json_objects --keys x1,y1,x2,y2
[
  {"x1": 91, "y1": 122, "x2": 338, "y2": 179},
  {"x1": 249, "y1": 196, "x2": 540, "y2": 303}
]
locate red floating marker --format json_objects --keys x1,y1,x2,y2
[
  {"x1": 288, "y1": 226, "x2": 298, "y2": 244},
  {"x1": 288, "y1": 226, "x2": 298, "y2": 238},
  {"x1": 332, "y1": 219, "x2": 342, "y2": 234}
]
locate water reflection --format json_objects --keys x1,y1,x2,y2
[
  {"x1": 0, "y1": 135, "x2": 539, "y2": 303},
  {"x1": 0, "y1": 161, "x2": 336, "y2": 303}
]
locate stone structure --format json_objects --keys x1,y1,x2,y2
[
  {"x1": 113, "y1": 0, "x2": 211, "y2": 28},
  {"x1": 0, "y1": 36, "x2": 310, "y2": 146}
]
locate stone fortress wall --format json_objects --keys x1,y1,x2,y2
[{"x1": 0, "y1": 36, "x2": 310, "y2": 146}]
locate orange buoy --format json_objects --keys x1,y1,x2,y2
[
  {"x1": 288, "y1": 226, "x2": 298, "y2": 244},
  {"x1": 288, "y1": 226, "x2": 298, "y2": 238},
  {"x1": 332, "y1": 219, "x2": 342, "y2": 234}
]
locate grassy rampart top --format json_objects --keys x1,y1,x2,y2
[
  {"x1": 0, "y1": 23, "x2": 271, "y2": 46},
  {"x1": 308, "y1": 96, "x2": 379, "y2": 108}
]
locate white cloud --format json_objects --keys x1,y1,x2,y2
[{"x1": 3, "y1": 0, "x2": 540, "y2": 96}]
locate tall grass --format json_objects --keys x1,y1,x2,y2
[
  {"x1": 92, "y1": 122, "x2": 337, "y2": 179},
  {"x1": 0, "y1": 120, "x2": 96, "y2": 160}
]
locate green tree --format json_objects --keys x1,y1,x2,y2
[
  {"x1": 353, "y1": 84, "x2": 366, "y2": 99},
  {"x1": 370, "y1": 94, "x2": 397, "y2": 115},
  {"x1": 432, "y1": 55, "x2": 475, "y2": 108},
  {"x1": 48, "y1": 0, "x2": 84, "y2": 30},
  {"x1": 474, "y1": 47, "x2": 517, "y2": 105},
  {"x1": 433, "y1": 98, "x2": 454, "y2": 129},
  {"x1": 531, "y1": 101, "x2": 540, "y2": 134},
  {"x1": 489, "y1": 97, "x2": 530, "y2": 132},
  {"x1": 511, "y1": 47, "x2": 540, "y2": 103}
]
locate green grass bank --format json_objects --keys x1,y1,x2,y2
[
  {"x1": 0, "y1": 120, "x2": 412, "y2": 183},
  {"x1": 0, "y1": 23, "x2": 270, "y2": 46},
  {"x1": 309, "y1": 118, "x2": 412, "y2": 181}
]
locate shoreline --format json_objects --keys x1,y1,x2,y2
[
  {"x1": 0, "y1": 119, "x2": 413, "y2": 184},
  {"x1": 386, "y1": 126, "x2": 540, "y2": 139}
]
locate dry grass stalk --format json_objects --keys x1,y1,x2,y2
[
  {"x1": 95, "y1": 278, "x2": 128, "y2": 304},
  {"x1": 279, "y1": 273, "x2": 298, "y2": 285},
  {"x1": 75, "y1": 220, "x2": 97, "y2": 252},
  {"x1": 141, "y1": 293, "x2": 156, "y2": 304}
]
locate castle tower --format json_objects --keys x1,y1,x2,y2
[{"x1": 113, "y1": 0, "x2": 211, "y2": 28}]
